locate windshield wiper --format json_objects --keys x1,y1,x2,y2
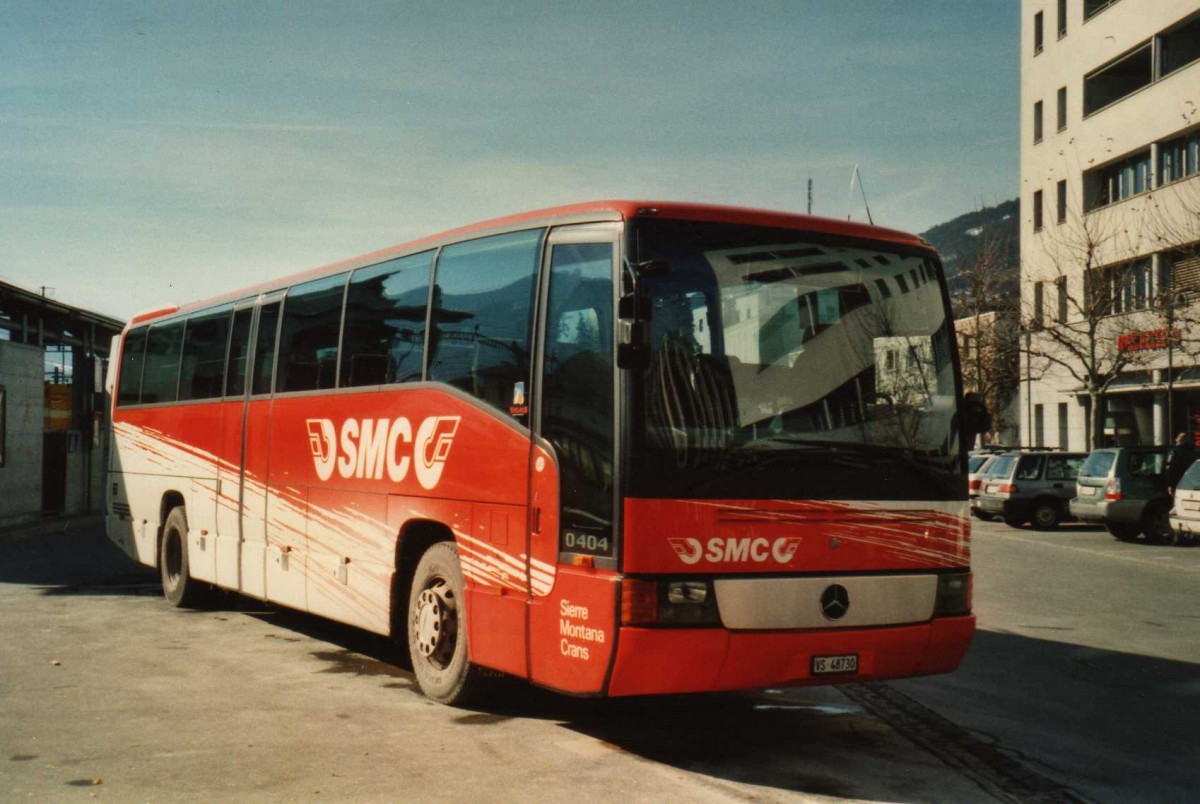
[{"x1": 757, "y1": 436, "x2": 921, "y2": 455}]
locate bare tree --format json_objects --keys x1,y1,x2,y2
[{"x1": 952, "y1": 225, "x2": 1020, "y2": 445}]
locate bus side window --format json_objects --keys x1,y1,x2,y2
[
  {"x1": 252, "y1": 302, "x2": 281, "y2": 396},
  {"x1": 427, "y1": 229, "x2": 543, "y2": 417},
  {"x1": 141, "y1": 321, "x2": 184, "y2": 404},
  {"x1": 277, "y1": 274, "x2": 348, "y2": 393},
  {"x1": 179, "y1": 307, "x2": 231, "y2": 401},
  {"x1": 116, "y1": 327, "x2": 149, "y2": 407},
  {"x1": 342, "y1": 251, "x2": 432, "y2": 387},
  {"x1": 225, "y1": 308, "x2": 254, "y2": 397}
]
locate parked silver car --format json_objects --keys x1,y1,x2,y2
[
  {"x1": 976, "y1": 450, "x2": 1087, "y2": 529},
  {"x1": 1069, "y1": 447, "x2": 1172, "y2": 542},
  {"x1": 1168, "y1": 458, "x2": 1200, "y2": 546}
]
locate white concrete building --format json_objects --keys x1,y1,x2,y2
[{"x1": 1021, "y1": 0, "x2": 1200, "y2": 449}]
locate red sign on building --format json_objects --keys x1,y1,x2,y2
[{"x1": 1116, "y1": 327, "x2": 1180, "y2": 353}]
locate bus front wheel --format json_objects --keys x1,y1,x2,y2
[
  {"x1": 159, "y1": 506, "x2": 209, "y2": 608},
  {"x1": 406, "y1": 542, "x2": 485, "y2": 705}
]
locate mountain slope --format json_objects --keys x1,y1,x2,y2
[{"x1": 919, "y1": 199, "x2": 1019, "y2": 300}]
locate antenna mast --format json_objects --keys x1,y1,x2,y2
[{"x1": 846, "y1": 164, "x2": 875, "y2": 225}]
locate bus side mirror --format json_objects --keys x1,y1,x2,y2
[
  {"x1": 617, "y1": 292, "x2": 649, "y2": 370},
  {"x1": 962, "y1": 392, "x2": 992, "y2": 447}
]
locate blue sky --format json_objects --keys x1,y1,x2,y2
[{"x1": 2, "y1": 1, "x2": 1018, "y2": 321}]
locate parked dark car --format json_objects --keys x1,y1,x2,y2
[
  {"x1": 976, "y1": 451, "x2": 1087, "y2": 529},
  {"x1": 1071, "y1": 447, "x2": 1173, "y2": 542}
]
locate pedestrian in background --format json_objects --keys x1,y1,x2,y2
[{"x1": 1165, "y1": 432, "x2": 1195, "y2": 497}]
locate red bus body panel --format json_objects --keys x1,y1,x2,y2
[
  {"x1": 623, "y1": 498, "x2": 970, "y2": 575},
  {"x1": 607, "y1": 616, "x2": 975, "y2": 696}
]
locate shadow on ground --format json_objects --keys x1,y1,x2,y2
[
  {"x1": 0, "y1": 523, "x2": 156, "y2": 590},
  {"x1": 8, "y1": 523, "x2": 1199, "y2": 801}
]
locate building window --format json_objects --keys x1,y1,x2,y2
[
  {"x1": 1084, "y1": 42, "x2": 1153, "y2": 117},
  {"x1": 1057, "y1": 276, "x2": 1069, "y2": 323},
  {"x1": 1161, "y1": 12, "x2": 1200, "y2": 78},
  {"x1": 1084, "y1": 149, "x2": 1151, "y2": 211},
  {"x1": 1034, "y1": 11, "x2": 1044, "y2": 54},
  {"x1": 1167, "y1": 250, "x2": 1200, "y2": 296},
  {"x1": 1034, "y1": 281, "x2": 1045, "y2": 326},
  {"x1": 1033, "y1": 100, "x2": 1044, "y2": 144},
  {"x1": 1084, "y1": 0, "x2": 1121, "y2": 22},
  {"x1": 1056, "y1": 180, "x2": 1067, "y2": 224},
  {"x1": 1057, "y1": 0, "x2": 1067, "y2": 38},
  {"x1": 1090, "y1": 258, "x2": 1154, "y2": 314},
  {"x1": 1034, "y1": 404, "x2": 1045, "y2": 448},
  {"x1": 1058, "y1": 403, "x2": 1069, "y2": 449},
  {"x1": 1160, "y1": 129, "x2": 1200, "y2": 186},
  {"x1": 1056, "y1": 87, "x2": 1067, "y2": 131},
  {"x1": 961, "y1": 334, "x2": 973, "y2": 362},
  {"x1": 1033, "y1": 189, "x2": 1044, "y2": 231}
]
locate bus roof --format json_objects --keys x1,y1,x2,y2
[{"x1": 128, "y1": 200, "x2": 935, "y2": 327}]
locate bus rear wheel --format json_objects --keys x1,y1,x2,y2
[
  {"x1": 159, "y1": 506, "x2": 209, "y2": 608},
  {"x1": 406, "y1": 542, "x2": 485, "y2": 705}
]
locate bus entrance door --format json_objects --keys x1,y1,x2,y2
[
  {"x1": 239, "y1": 295, "x2": 283, "y2": 600},
  {"x1": 215, "y1": 305, "x2": 255, "y2": 589},
  {"x1": 527, "y1": 232, "x2": 619, "y2": 693}
]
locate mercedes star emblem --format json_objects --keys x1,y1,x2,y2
[{"x1": 820, "y1": 584, "x2": 850, "y2": 620}]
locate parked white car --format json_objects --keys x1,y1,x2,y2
[
  {"x1": 1167, "y1": 459, "x2": 1200, "y2": 546},
  {"x1": 968, "y1": 453, "x2": 998, "y2": 519}
]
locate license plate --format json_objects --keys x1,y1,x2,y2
[
  {"x1": 1080, "y1": 486, "x2": 1098, "y2": 496},
  {"x1": 985, "y1": 484, "x2": 998, "y2": 494},
  {"x1": 812, "y1": 654, "x2": 858, "y2": 675}
]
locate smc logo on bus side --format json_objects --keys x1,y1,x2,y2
[
  {"x1": 306, "y1": 416, "x2": 460, "y2": 490},
  {"x1": 669, "y1": 536, "x2": 802, "y2": 565}
]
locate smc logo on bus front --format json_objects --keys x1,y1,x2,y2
[
  {"x1": 669, "y1": 536, "x2": 802, "y2": 565},
  {"x1": 306, "y1": 416, "x2": 460, "y2": 490}
]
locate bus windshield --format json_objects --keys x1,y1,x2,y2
[{"x1": 627, "y1": 219, "x2": 962, "y2": 500}]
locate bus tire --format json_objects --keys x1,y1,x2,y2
[
  {"x1": 159, "y1": 506, "x2": 209, "y2": 608},
  {"x1": 406, "y1": 542, "x2": 485, "y2": 706}
]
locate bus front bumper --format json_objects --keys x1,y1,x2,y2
[{"x1": 605, "y1": 615, "x2": 975, "y2": 696}]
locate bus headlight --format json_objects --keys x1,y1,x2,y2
[{"x1": 934, "y1": 571, "x2": 972, "y2": 617}]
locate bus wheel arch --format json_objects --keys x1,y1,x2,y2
[
  {"x1": 156, "y1": 491, "x2": 186, "y2": 568},
  {"x1": 399, "y1": 533, "x2": 486, "y2": 705},
  {"x1": 159, "y1": 502, "x2": 209, "y2": 608},
  {"x1": 391, "y1": 520, "x2": 455, "y2": 644}
]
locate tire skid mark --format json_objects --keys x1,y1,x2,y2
[{"x1": 842, "y1": 682, "x2": 1093, "y2": 803}]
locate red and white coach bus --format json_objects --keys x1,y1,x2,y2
[{"x1": 106, "y1": 201, "x2": 989, "y2": 704}]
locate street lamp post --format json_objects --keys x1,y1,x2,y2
[{"x1": 1024, "y1": 327, "x2": 1032, "y2": 447}]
